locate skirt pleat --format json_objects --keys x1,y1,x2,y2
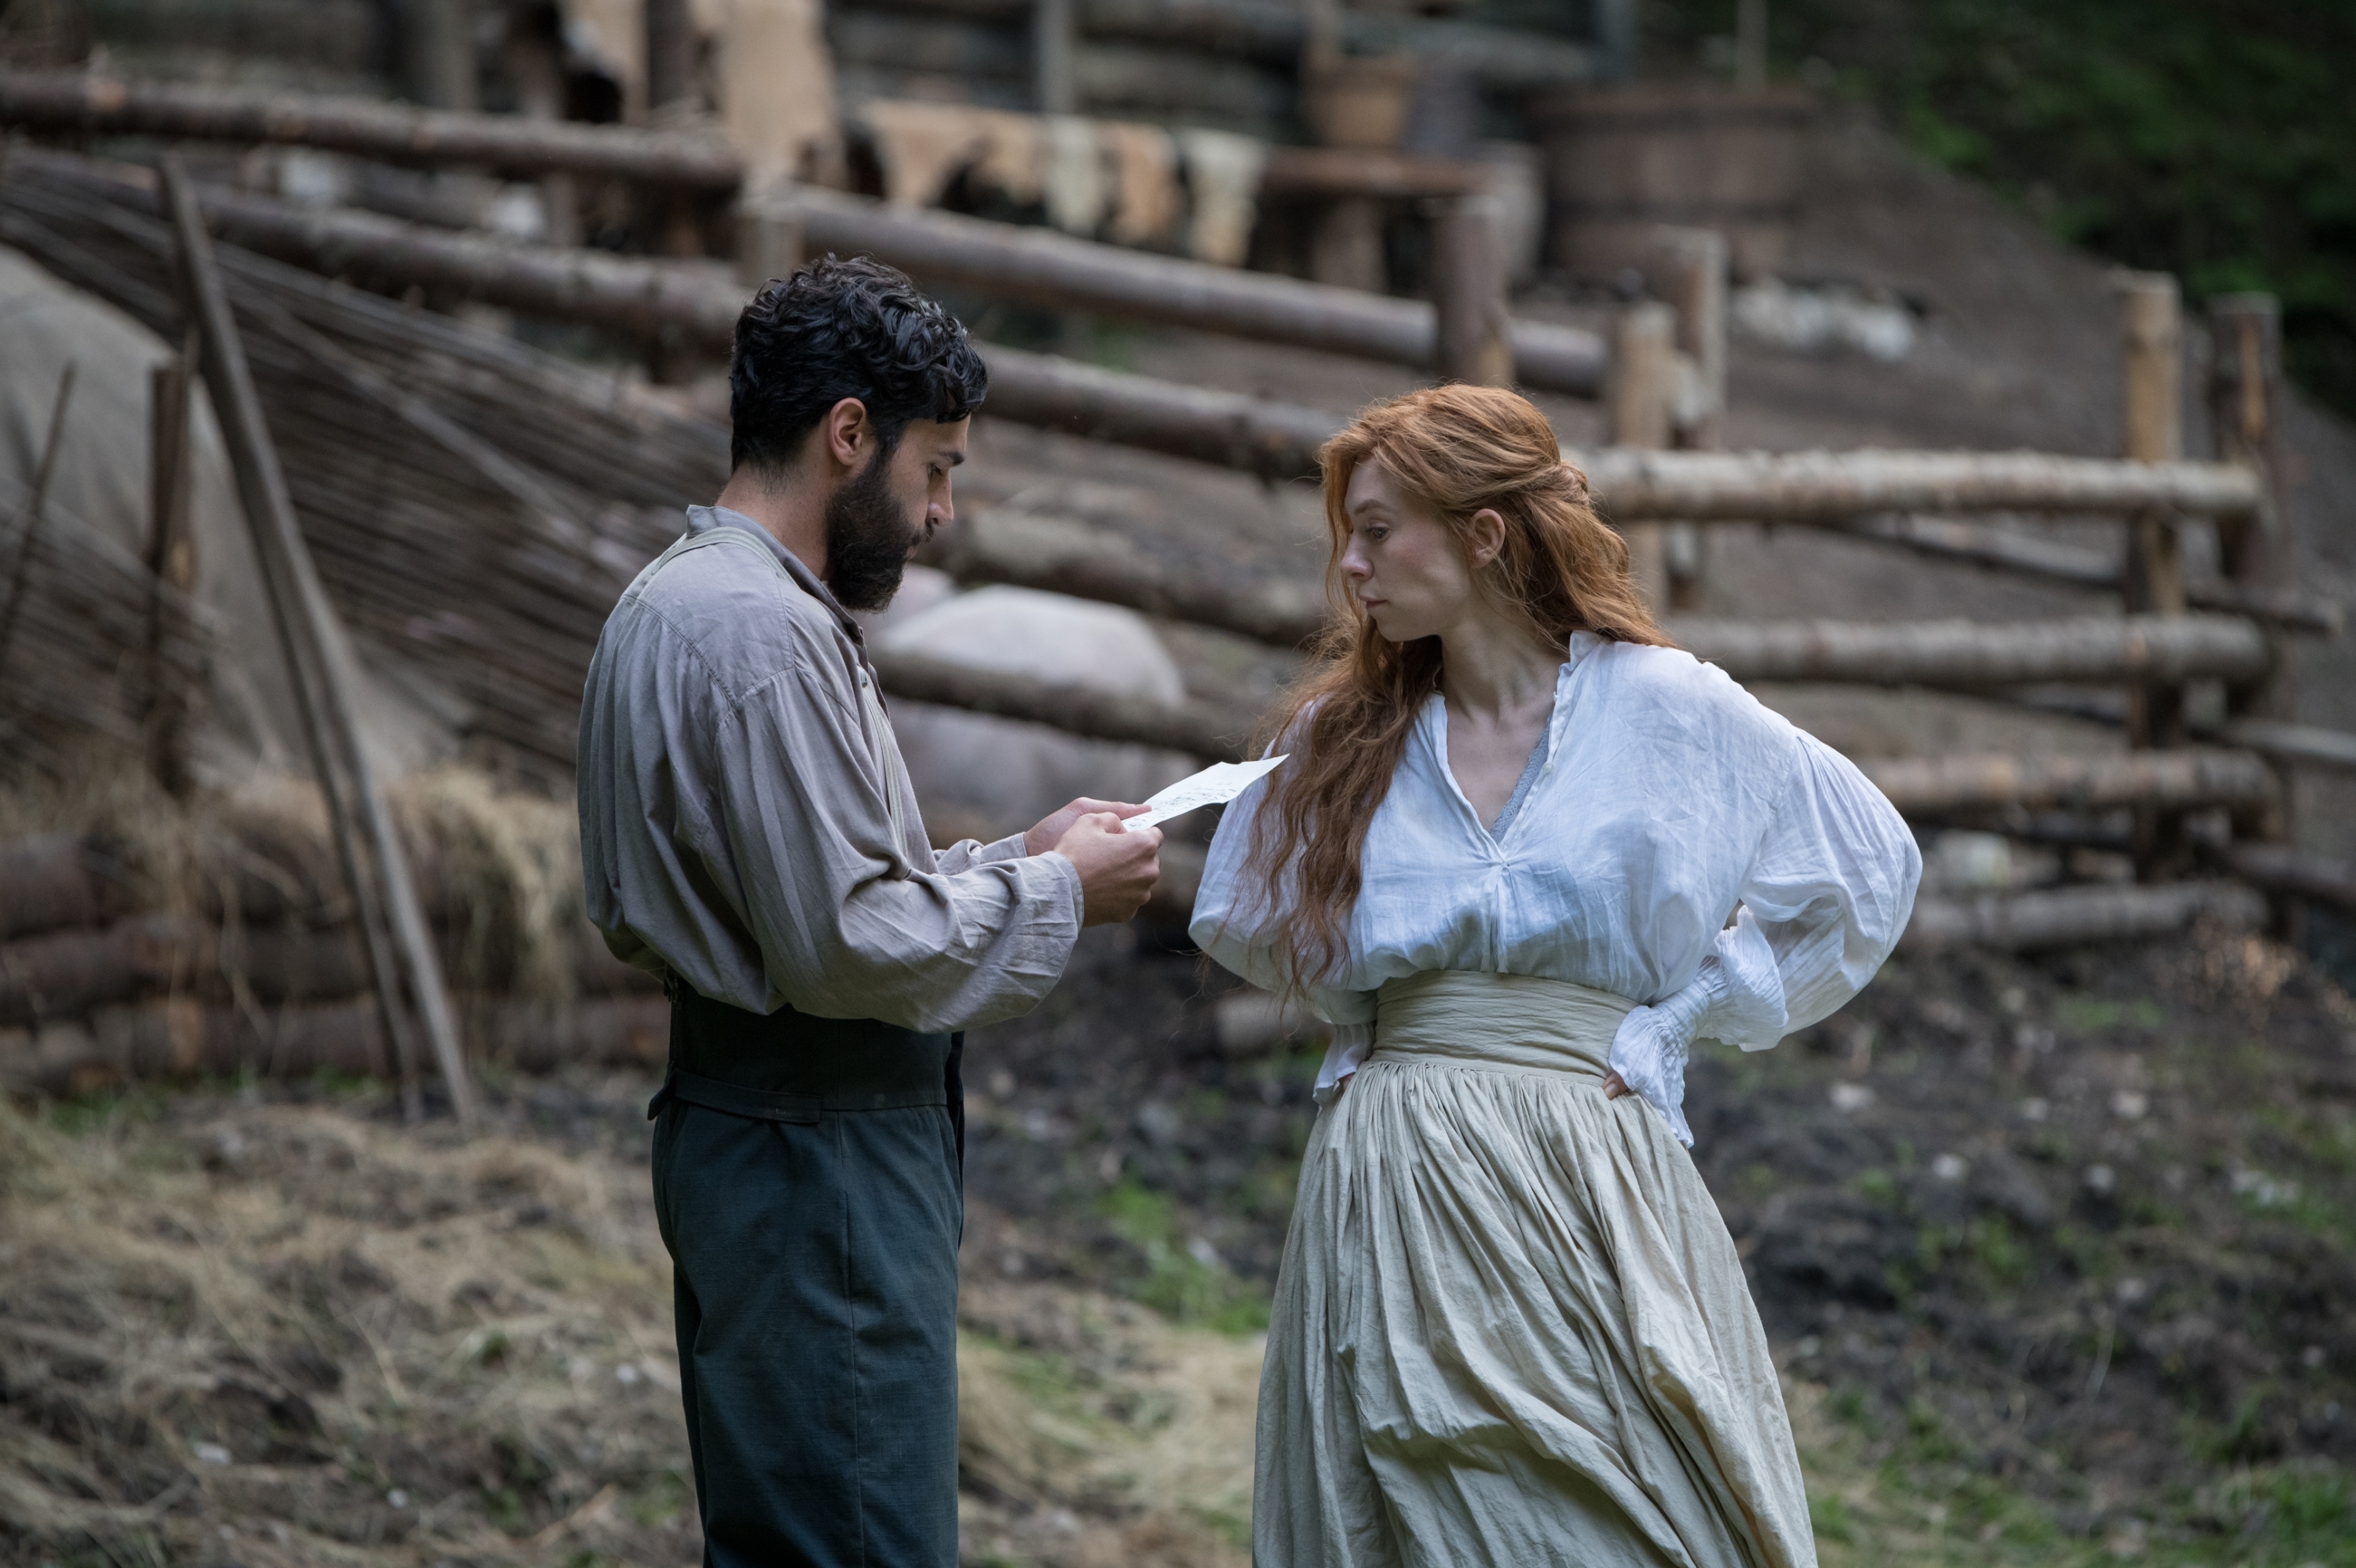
[{"x1": 1255, "y1": 1047, "x2": 1815, "y2": 1568}]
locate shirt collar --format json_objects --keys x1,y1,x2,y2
[{"x1": 684, "y1": 504, "x2": 865, "y2": 645}]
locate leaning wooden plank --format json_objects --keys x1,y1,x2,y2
[
  {"x1": 161, "y1": 156, "x2": 480, "y2": 1131},
  {"x1": 866, "y1": 647, "x2": 1253, "y2": 761},
  {"x1": 1677, "y1": 613, "x2": 2272, "y2": 689},
  {"x1": 1900, "y1": 880, "x2": 2267, "y2": 952},
  {"x1": 0, "y1": 68, "x2": 741, "y2": 188},
  {"x1": 765, "y1": 184, "x2": 1608, "y2": 394},
  {"x1": 1857, "y1": 749, "x2": 2277, "y2": 815}
]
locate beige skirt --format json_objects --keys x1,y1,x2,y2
[{"x1": 1255, "y1": 970, "x2": 1816, "y2": 1568}]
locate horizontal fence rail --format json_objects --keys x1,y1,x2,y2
[{"x1": 765, "y1": 186, "x2": 1608, "y2": 395}]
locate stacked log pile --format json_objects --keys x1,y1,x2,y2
[{"x1": 0, "y1": 813, "x2": 664, "y2": 1099}]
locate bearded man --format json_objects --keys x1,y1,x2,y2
[{"x1": 577, "y1": 256, "x2": 1162, "y2": 1566}]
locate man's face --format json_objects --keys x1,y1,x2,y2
[{"x1": 824, "y1": 418, "x2": 968, "y2": 612}]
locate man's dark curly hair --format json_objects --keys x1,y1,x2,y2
[{"x1": 728, "y1": 254, "x2": 989, "y2": 475}]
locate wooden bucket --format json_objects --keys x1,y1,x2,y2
[
  {"x1": 1303, "y1": 56, "x2": 1423, "y2": 151},
  {"x1": 1529, "y1": 83, "x2": 1813, "y2": 280}
]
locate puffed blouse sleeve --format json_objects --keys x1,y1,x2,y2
[
  {"x1": 1715, "y1": 731, "x2": 1922, "y2": 1044},
  {"x1": 1188, "y1": 767, "x2": 1380, "y2": 1036},
  {"x1": 1608, "y1": 731, "x2": 1921, "y2": 1144}
]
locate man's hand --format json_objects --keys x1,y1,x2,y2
[
  {"x1": 1025, "y1": 797, "x2": 1149, "y2": 857},
  {"x1": 1050, "y1": 812, "x2": 1162, "y2": 927}
]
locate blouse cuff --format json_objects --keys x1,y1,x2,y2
[
  {"x1": 1704, "y1": 908, "x2": 1789, "y2": 1051},
  {"x1": 1312, "y1": 1023, "x2": 1374, "y2": 1106},
  {"x1": 1606, "y1": 962, "x2": 1726, "y2": 1148}
]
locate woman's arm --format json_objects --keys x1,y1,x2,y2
[{"x1": 1608, "y1": 733, "x2": 1922, "y2": 1144}]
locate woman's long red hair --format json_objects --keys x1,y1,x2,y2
[{"x1": 1233, "y1": 384, "x2": 1672, "y2": 989}]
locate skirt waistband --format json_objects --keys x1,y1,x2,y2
[{"x1": 1371, "y1": 970, "x2": 1636, "y2": 1080}]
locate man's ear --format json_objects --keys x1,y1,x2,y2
[{"x1": 821, "y1": 397, "x2": 873, "y2": 472}]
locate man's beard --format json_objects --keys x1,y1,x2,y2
[{"x1": 823, "y1": 450, "x2": 924, "y2": 612}]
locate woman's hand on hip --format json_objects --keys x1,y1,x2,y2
[{"x1": 1601, "y1": 1071, "x2": 1631, "y2": 1100}]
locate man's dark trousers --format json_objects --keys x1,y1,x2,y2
[{"x1": 649, "y1": 986, "x2": 966, "y2": 1567}]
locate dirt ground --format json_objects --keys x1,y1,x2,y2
[{"x1": 5, "y1": 919, "x2": 2354, "y2": 1566}]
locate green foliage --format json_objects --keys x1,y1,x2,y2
[
  {"x1": 1653, "y1": 0, "x2": 2356, "y2": 417},
  {"x1": 1097, "y1": 1179, "x2": 1271, "y2": 1334}
]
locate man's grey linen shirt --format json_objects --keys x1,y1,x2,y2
[{"x1": 578, "y1": 506, "x2": 1084, "y2": 1032}]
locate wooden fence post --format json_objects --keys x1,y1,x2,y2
[
  {"x1": 2207, "y1": 292, "x2": 2295, "y2": 859},
  {"x1": 1035, "y1": 0, "x2": 1077, "y2": 115},
  {"x1": 401, "y1": 0, "x2": 475, "y2": 111},
  {"x1": 1430, "y1": 194, "x2": 1510, "y2": 386},
  {"x1": 736, "y1": 201, "x2": 803, "y2": 290},
  {"x1": 1610, "y1": 301, "x2": 1677, "y2": 612},
  {"x1": 1647, "y1": 226, "x2": 1726, "y2": 609},
  {"x1": 2117, "y1": 271, "x2": 2187, "y2": 874},
  {"x1": 144, "y1": 347, "x2": 196, "y2": 797}
]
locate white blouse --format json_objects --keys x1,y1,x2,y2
[{"x1": 1190, "y1": 632, "x2": 1922, "y2": 1145}]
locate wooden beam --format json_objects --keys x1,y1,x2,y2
[
  {"x1": 1429, "y1": 194, "x2": 1510, "y2": 387},
  {"x1": 1857, "y1": 748, "x2": 2277, "y2": 815},
  {"x1": 160, "y1": 154, "x2": 480, "y2": 1131},
  {"x1": 765, "y1": 184, "x2": 1609, "y2": 393},
  {"x1": 869, "y1": 646, "x2": 1254, "y2": 760},
  {"x1": 0, "y1": 68, "x2": 743, "y2": 188},
  {"x1": 2226, "y1": 844, "x2": 2356, "y2": 915},
  {"x1": 1575, "y1": 446, "x2": 2262, "y2": 522},
  {"x1": 1260, "y1": 145, "x2": 1487, "y2": 200},
  {"x1": 1608, "y1": 301, "x2": 1676, "y2": 609},
  {"x1": 143, "y1": 349, "x2": 196, "y2": 796},
  {"x1": 1900, "y1": 880, "x2": 2267, "y2": 952},
  {"x1": 1676, "y1": 613, "x2": 2271, "y2": 690}
]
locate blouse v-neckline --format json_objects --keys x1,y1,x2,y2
[{"x1": 1427, "y1": 656, "x2": 1575, "y2": 847}]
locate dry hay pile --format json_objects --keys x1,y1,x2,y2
[{"x1": 0, "y1": 1080, "x2": 1262, "y2": 1567}]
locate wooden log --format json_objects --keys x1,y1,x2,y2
[
  {"x1": 1608, "y1": 302, "x2": 1675, "y2": 610},
  {"x1": 0, "y1": 835, "x2": 104, "y2": 941},
  {"x1": 1820, "y1": 514, "x2": 2340, "y2": 634},
  {"x1": 920, "y1": 503, "x2": 1327, "y2": 644},
  {"x1": 1036, "y1": 0, "x2": 1078, "y2": 112},
  {"x1": 164, "y1": 155, "x2": 479, "y2": 1130},
  {"x1": 1675, "y1": 613, "x2": 2272, "y2": 690},
  {"x1": 766, "y1": 184, "x2": 1610, "y2": 393},
  {"x1": 977, "y1": 350, "x2": 1341, "y2": 478},
  {"x1": 401, "y1": 0, "x2": 476, "y2": 111},
  {"x1": 2214, "y1": 718, "x2": 2356, "y2": 777},
  {"x1": 2117, "y1": 272, "x2": 2187, "y2": 757},
  {"x1": 1260, "y1": 146, "x2": 1486, "y2": 200},
  {"x1": 0, "y1": 912, "x2": 205, "y2": 1025},
  {"x1": 0, "y1": 994, "x2": 673, "y2": 1097},
  {"x1": 1857, "y1": 748, "x2": 2277, "y2": 816},
  {"x1": 1429, "y1": 194, "x2": 1511, "y2": 388},
  {"x1": 1074, "y1": 0, "x2": 1599, "y2": 90},
  {"x1": 869, "y1": 647, "x2": 1253, "y2": 760},
  {"x1": 145, "y1": 350, "x2": 197, "y2": 795},
  {"x1": 1900, "y1": 880, "x2": 2267, "y2": 953},
  {"x1": 646, "y1": 0, "x2": 698, "y2": 114},
  {"x1": 2225, "y1": 844, "x2": 2356, "y2": 916},
  {"x1": 0, "y1": 69, "x2": 742, "y2": 188},
  {"x1": 1575, "y1": 447, "x2": 2262, "y2": 522},
  {"x1": 1645, "y1": 226, "x2": 1725, "y2": 610}
]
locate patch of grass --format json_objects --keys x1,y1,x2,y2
[{"x1": 1099, "y1": 1179, "x2": 1272, "y2": 1334}]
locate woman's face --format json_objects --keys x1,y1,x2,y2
[{"x1": 1337, "y1": 460, "x2": 1501, "y2": 643}]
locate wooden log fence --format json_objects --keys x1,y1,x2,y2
[
  {"x1": 1900, "y1": 881, "x2": 2268, "y2": 953},
  {"x1": 759, "y1": 185, "x2": 1608, "y2": 394},
  {"x1": 1676, "y1": 614, "x2": 2271, "y2": 691},
  {"x1": 0, "y1": 68, "x2": 744, "y2": 188},
  {"x1": 1857, "y1": 749, "x2": 2277, "y2": 817}
]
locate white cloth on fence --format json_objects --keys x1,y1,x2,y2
[
  {"x1": 1190, "y1": 630, "x2": 1920, "y2": 1143},
  {"x1": 1255, "y1": 967, "x2": 1820, "y2": 1568},
  {"x1": 1176, "y1": 128, "x2": 1265, "y2": 265}
]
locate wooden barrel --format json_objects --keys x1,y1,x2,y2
[{"x1": 1529, "y1": 84, "x2": 1813, "y2": 280}]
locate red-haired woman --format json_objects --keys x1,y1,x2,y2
[{"x1": 1192, "y1": 386, "x2": 1919, "y2": 1567}]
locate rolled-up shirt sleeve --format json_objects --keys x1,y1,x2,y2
[{"x1": 713, "y1": 662, "x2": 1082, "y2": 1033}]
